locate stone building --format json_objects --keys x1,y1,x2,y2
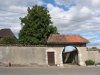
[{"x1": 46, "y1": 34, "x2": 89, "y2": 66}]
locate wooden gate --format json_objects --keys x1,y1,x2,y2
[{"x1": 47, "y1": 52, "x2": 55, "y2": 66}]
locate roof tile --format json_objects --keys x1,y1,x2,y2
[{"x1": 47, "y1": 34, "x2": 89, "y2": 44}]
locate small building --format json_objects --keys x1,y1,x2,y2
[{"x1": 46, "y1": 34, "x2": 89, "y2": 66}]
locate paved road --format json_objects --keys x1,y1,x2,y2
[{"x1": 0, "y1": 66, "x2": 100, "y2": 75}]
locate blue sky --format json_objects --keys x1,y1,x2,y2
[{"x1": 0, "y1": 0, "x2": 100, "y2": 48}]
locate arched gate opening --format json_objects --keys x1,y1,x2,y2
[{"x1": 62, "y1": 46, "x2": 78, "y2": 65}]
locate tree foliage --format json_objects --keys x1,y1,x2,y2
[
  {"x1": 19, "y1": 5, "x2": 58, "y2": 45},
  {"x1": 91, "y1": 47, "x2": 100, "y2": 52},
  {"x1": 92, "y1": 47, "x2": 97, "y2": 49},
  {"x1": 0, "y1": 36, "x2": 17, "y2": 45}
]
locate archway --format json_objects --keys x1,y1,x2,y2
[{"x1": 62, "y1": 46, "x2": 78, "y2": 65}]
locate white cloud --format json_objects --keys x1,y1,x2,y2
[
  {"x1": 0, "y1": 0, "x2": 43, "y2": 37},
  {"x1": 9, "y1": 5, "x2": 27, "y2": 13},
  {"x1": 0, "y1": 0, "x2": 100, "y2": 47},
  {"x1": 80, "y1": 6, "x2": 92, "y2": 17},
  {"x1": 76, "y1": 0, "x2": 100, "y2": 10},
  {"x1": 54, "y1": 0, "x2": 69, "y2": 5},
  {"x1": 47, "y1": 1, "x2": 100, "y2": 47},
  {"x1": 47, "y1": 3, "x2": 94, "y2": 33}
]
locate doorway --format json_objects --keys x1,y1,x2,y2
[
  {"x1": 62, "y1": 46, "x2": 78, "y2": 64},
  {"x1": 47, "y1": 52, "x2": 55, "y2": 66}
]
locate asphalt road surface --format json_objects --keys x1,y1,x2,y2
[{"x1": 0, "y1": 66, "x2": 100, "y2": 75}]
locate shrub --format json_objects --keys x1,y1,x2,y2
[
  {"x1": 98, "y1": 49, "x2": 100, "y2": 53},
  {"x1": 0, "y1": 36, "x2": 17, "y2": 45},
  {"x1": 85, "y1": 59, "x2": 95, "y2": 66}
]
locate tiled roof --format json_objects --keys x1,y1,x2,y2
[
  {"x1": 47, "y1": 34, "x2": 89, "y2": 44},
  {"x1": 0, "y1": 29, "x2": 15, "y2": 37}
]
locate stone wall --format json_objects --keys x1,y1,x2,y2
[
  {"x1": 88, "y1": 51, "x2": 100, "y2": 63},
  {"x1": 46, "y1": 47, "x2": 64, "y2": 66},
  {"x1": 0, "y1": 46, "x2": 98, "y2": 67},
  {"x1": 77, "y1": 47, "x2": 88, "y2": 66},
  {"x1": 46, "y1": 46, "x2": 89, "y2": 66},
  {"x1": 0, "y1": 47, "x2": 47, "y2": 66}
]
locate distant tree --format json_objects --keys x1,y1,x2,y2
[
  {"x1": 98, "y1": 49, "x2": 100, "y2": 52},
  {"x1": 91, "y1": 47, "x2": 100, "y2": 52},
  {"x1": 19, "y1": 5, "x2": 58, "y2": 45},
  {"x1": 0, "y1": 36, "x2": 17, "y2": 45},
  {"x1": 92, "y1": 47, "x2": 97, "y2": 49}
]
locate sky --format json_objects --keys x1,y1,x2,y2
[
  {"x1": 0, "y1": 0, "x2": 100, "y2": 48},
  {"x1": 64, "y1": 46, "x2": 76, "y2": 52}
]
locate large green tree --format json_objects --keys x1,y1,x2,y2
[{"x1": 19, "y1": 5, "x2": 58, "y2": 45}]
